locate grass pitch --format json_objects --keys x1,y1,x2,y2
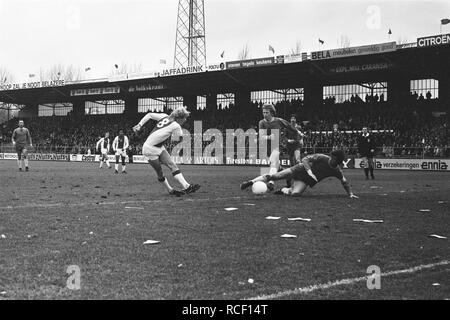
[{"x1": 0, "y1": 161, "x2": 449, "y2": 299}]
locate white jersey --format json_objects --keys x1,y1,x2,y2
[
  {"x1": 96, "y1": 137, "x2": 110, "y2": 153},
  {"x1": 138, "y1": 113, "x2": 183, "y2": 147},
  {"x1": 112, "y1": 135, "x2": 129, "y2": 151}
]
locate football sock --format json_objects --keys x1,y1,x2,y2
[
  {"x1": 269, "y1": 166, "x2": 278, "y2": 175},
  {"x1": 173, "y1": 172, "x2": 190, "y2": 189},
  {"x1": 122, "y1": 165, "x2": 126, "y2": 172},
  {"x1": 17, "y1": 159, "x2": 22, "y2": 169},
  {"x1": 115, "y1": 164, "x2": 119, "y2": 171},
  {"x1": 251, "y1": 175, "x2": 268, "y2": 183},
  {"x1": 369, "y1": 167, "x2": 374, "y2": 177},
  {"x1": 24, "y1": 159, "x2": 28, "y2": 168},
  {"x1": 106, "y1": 159, "x2": 110, "y2": 168},
  {"x1": 364, "y1": 168, "x2": 369, "y2": 177},
  {"x1": 159, "y1": 177, "x2": 173, "y2": 193}
]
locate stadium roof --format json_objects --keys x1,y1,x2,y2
[{"x1": 0, "y1": 40, "x2": 449, "y2": 105}]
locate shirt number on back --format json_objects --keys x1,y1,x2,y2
[{"x1": 157, "y1": 118, "x2": 170, "y2": 128}]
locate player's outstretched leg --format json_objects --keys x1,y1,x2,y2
[
  {"x1": 274, "y1": 180, "x2": 308, "y2": 196},
  {"x1": 241, "y1": 168, "x2": 293, "y2": 190},
  {"x1": 99, "y1": 155, "x2": 104, "y2": 168},
  {"x1": 160, "y1": 150, "x2": 200, "y2": 194},
  {"x1": 267, "y1": 149, "x2": 280, "y2": 191},
  {"x1": 148, "y1": 158, "x2": 183, "y2": 196},
  {"x1": 105, "y1": 155, "x2": 111, "y2": 169}
]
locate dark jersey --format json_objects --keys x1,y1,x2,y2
[
  {"x1": 358, "y1": 133, "x2": 376, "y2": 157},
  {"x1": 103, "y1": 138, "x2": 109, "y2": 149},
  {"x1": 12, "y1": 127, "x2": 31, "y2": 146},
  {"x1": 259, "y1": 117, "x2": 298, "y2": 152},
  {"x1": 290, "y1": 154, "x2": 343, "y2": 187}
]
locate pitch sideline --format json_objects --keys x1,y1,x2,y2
[{"x1": 247, "y1": 260, "x2": 450, "y2": 300}]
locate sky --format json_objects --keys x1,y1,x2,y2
[{"x1": 0, "y1": 0, "x2": 449, "y2": 83}]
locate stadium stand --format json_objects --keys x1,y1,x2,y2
[{"x1": 1, "y1": 97, "x2": 448, "y2": 158}]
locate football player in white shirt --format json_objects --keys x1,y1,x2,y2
[
  {"x1": 132, "y1": 106, "x2": 200, "y2": 196},
  {"x1": 96, "y1": 132, "x2": 111, "y2": 169},
  {"x1": 112, "y1": 129, "x2": 129, "y2": 174}
]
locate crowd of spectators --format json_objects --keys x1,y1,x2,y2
[{"x1": 1, "y1": 95, "x2": 449, "y2": 158}]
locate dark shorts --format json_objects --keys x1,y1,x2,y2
[
  {"x1": 289, "y1": 164, "x2": 317, "y2": 188},
  {"x1": 15, "y1": 144, "x2": 26, "y2": 155}
]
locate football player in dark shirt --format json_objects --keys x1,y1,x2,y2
[
  {"x1": 241, "y1": 150, "x2": 358, "y2": 198},
  {"x1": 12, "y1": 120, "x2": 32, "y2": 171},
  {"x1": 258, "y1": 104, "x2": 298, "y2": 191}
]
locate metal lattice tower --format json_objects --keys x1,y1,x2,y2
[{"x1": 173, "y1": 0, "x2": 206, "y2": 68}]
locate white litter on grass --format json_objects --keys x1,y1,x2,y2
[
  {"x1": 225, "y1": 207, "x2": 238, "y2": 211},
  {"x1": 400, "y1": 190, "x2": 406, "y2": 193},
  {"x1": 177, "y1": 264, "x2": 183, "y2": 268},
  {"x1": 370, "y1": 186, "x2": 381, "y2": 189},
  {"x1": 432, "y1": 283, "x2": 440, "y2": 286},
  {"x1": 244, "y1": 203, "x2": 255, "y2": 206},
  {"x1": 288, "y1": 217, "x2": 311, "y2": 222},
  {"x1": 265, "y1": 216, "x2": 281, "y2": 220},
  {"x1": 353, "y1": 219, "x2": 384, "y2": 223},
  {"x1": 81, "y1": 241, "x2": 87, "y2": 245},
  {"x1": 126, "y1": 223, "x2": 130, "y2": 226},
  {"x1": 89, "y1": 231, "x2": 94, "y2": 235},
  {"x1": 0, "y1": 291, "x2": 6, "y2": 295},
  {"x1": 429, "y1": 234, "x2": 447, "y2": 239},
  {"x1": 248, "y1": 278, "x2": 254, "y2": 284},
  {"x1": 280, "y1": 234, "x2": 297, "y2": 238},
  {"x1": 419, "y1": 209, "x2": 431, "y2": 212},
  {"x1": 1, "y1": 234, "x2": 5, "y2": 239},
  {"x1": 379, "y1": 194, "x2": 388, "y2": 196},
  {"x1": 125, "y1": 207, "x2": 144, "y2": 210},
  {"x1": 143, "y1": 240, "x2": 160, "y2": 245},
  {"x1": 438, "y1": 201, "x2": 445, "y2": 204}
]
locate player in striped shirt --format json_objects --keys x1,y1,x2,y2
[
  {"x1": 132, "y1": 106, "x2": 200, "y2": 196},
  {"x1": 112, "y1": 130, "x2": 129, "y2": 174},
  {"x1": 12, "y1": 120, "x2": 32, "y2": 171},
  {"x1": 96, "y1": 132, "x2": 111, "y2": 169}
]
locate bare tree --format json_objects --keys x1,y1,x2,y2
[
  {"x1": 39, "y1": 64, "x2": 83, "y2": 82},
  {"x1": 337, "y1": 35, "x2": 351, "y2": 48},
  {"x1": 290, "y1": 40, "x2": 302, "y2": 55},
  {"x1": 237, "y1": 43, "x2": 251, "y2": 60},
  {"x1": 110, "y1": 62, "x2": 144, "y2": 76},
  {"x1": 0, "y1": 67, "x2": 14, "y2": 84}
]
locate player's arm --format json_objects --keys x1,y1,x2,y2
[
  {"x1": 96, "y1": 138, "x2": 102, "y2": 150},
  {"x1": 112, "y1": 137, "x2": 118, "y2": 151},
  {"x1": 124, "y1": 136, "x2": 129, "y2": 150},
  {"x1": 340, "y1": 174, "x2": 358, "y2": 198},
  {"x1": 301, "y1": 155, "x2": 319, "y2": 181},
  {"x1": 133, "y1": 112, "x2": 167, "y2": 132},
  {"x1": 12, "y1": 129, "x2": 16, "y2": 145},
  {"x1": 27, "y1": 129, "x2": 32, "y2": 147}
]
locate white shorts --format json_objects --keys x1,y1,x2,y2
[
  {"x1": 101, "y1": 148, "x2": 108, "y2": 155},
  {"x1": 115, "y1": 149, "x2": 127, "y2": 157},
  {"x1": 143, "y1": 144, "x2": 165, "y2": 161}
]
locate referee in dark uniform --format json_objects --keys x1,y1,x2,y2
[{"x1": 358, "y1": 127, "x2": 375, "y2": 179}]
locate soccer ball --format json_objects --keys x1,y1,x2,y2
[{"x1": 252, "y1": 181, "x2": 268, "y2": 195}]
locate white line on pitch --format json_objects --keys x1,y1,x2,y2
[{"x1": 247, "y1": 260, "x2": 450, "y2": 300}]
